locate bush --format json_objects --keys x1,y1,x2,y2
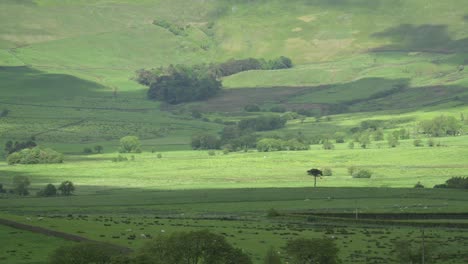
[
  {"x1": 7, "y1": 147, "x2": 63, "y2": 165},
  {"x1": 414, "y1": 182, "x2": 425, "y2": 188},
  {"x1": 4, "y1": 140, "x2": 37, "y2": 155},
  {"x1": 323, "y1": 168, "x2": 333, "y2": 176},
  {"x1": 83, "y1": 147, "x2": 93, "y2": 154},
  {"x1": 37, "y1": 184, "x2": 57, "y2": 197},
  {"x1": 413, "y1": 139, "x2": 423, "y2": 147},
  {"x1": 322, "y1": 141, "x2": 335, "y2": 150},
  {"x1": 119, "y1": 136, "x2": 141, "y2": 153},
  {"x1": 244, "y1": 104, "x2": 261, "y2": 112},
  {"x1": 347, "y1": 166, "x2": 357, "y2": 176},
  {"x1": 238, "y1": 115, "x2": 287, "y2": 131},
  {"x1": 94, "y1": 145, "x2": 103, "y2": 153},
  {"x1": 427, "y1": 138, "x2": 435, "y2": 147},
  {"x1": 112, "y1": 155, "x2": 128, "y2": 162},
  {"x1": 208, "y1": 150, "x2": 216, "y2": 156},
  {"x1": 50, "y1": 242, "x2": 123, "y2": 264},
  {"x1": 419, "y1": 115, "x2": 462, "y2": 137},
  {"x1": 157, "y1": 153, "x2": 162, "y2": 159},
  {"x1": 0, "y1": 184, "x2": 5, "y2": 193},
  {"x1": 58, "y1": 181, "x2": 75, "y2": 196},
  {"x1": 270, "y1": 106, "x2": 287, "y2": 113},
  {"x1": 352, "y1": 169, "x2": 372, "y2": 178},
  {"x1": 267, "y1": 208, "x2": 281, "y2": 217},
  {"x1": 12, "y1": 176, "x2": 30, "y2": 196},
  {"x1": 191, "y1": 133, "x2": 221, "y2": 150}
]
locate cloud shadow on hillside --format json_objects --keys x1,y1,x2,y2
[{"x1": 371, "y1": 24, "x2": 468, "y2": 53}]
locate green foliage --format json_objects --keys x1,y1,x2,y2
[
  {"x1": 373, "y1": 129, "x2": 384, "y2": 141},
  {"x1": 112, "y1": 155, "x2": 128, "y2": 162},
  {"x1": 119, "y1": 136, "x2": 141, "y2": 153},
  {"x1": 387, "y1": 133, "x2": 400, "y2": 148},
  {"x1": 191, "y1": 133, "x2": 221, "y2": 150},
  {"x1": 419, "y1": 115, "x2": 462, "y2": 137},
  {"x1": 323, "y1": 168, "x2": 333, "y2": 176},
  {"x1": 152, "y1": 19, "x2": 187, "y2": 36},
  {"x1": 145, "y1": 64, "x2": 222, "y2": 104},
  {"x1": 37, "y1": 184, "x2": 57, "y2": 197},
  {"x1": 94, "y1": 145, "x2": 104, "y2": 153},
  {"x1": 157, "y1": 153, "x2": 163, "y2": 159},
  {"x1": 12, "y1": 176, "x2": 30, "y2": 196},
  {"x1": 256, "y1": 138, "x2": 309, "y2": 152},
  {"x1": 266, "y1": 208, "x2": 281, "y2": 218},
  {"x1": 270, "y1": 106, "x2": 287, "y2": 113},
  {"x1": 58, "y1": 181, "x2": 75, "y2": 196},
  {"x1": 4, "y1": 140, "x2": 37, "y2": 155},
  {"x1": 357, "y1": 132, "x2": 371, "y2": 149},
  {"x1": 208, "y1": 150, "x2": 216, "y2": 156},
  {"x1": 49, "y1": 242, "x2": 122, "y2": 264},
  {"x1": 322, "y1": 141, "x2": 335, "y2": 150},
  {"x1": 136, "y1": 230, "x2": 251, "y2": 264},
  {"x1": 413, "y1": 139, "x2": 423, "y2": 147},
  {"x1": 7, "y1": 147, "x2": 63, "y2": 165},
  {"x1": 352, "y1": 169, "x2": 373, "y2": 179},
  {"x1": 83, "y1": 147, "x2": 93, "y2": 154},
  {"x1": 434, "y1": 177, "x2": 468, "y2": 189},
  {"x1": 0, "y1": 184, "x2": 5, "y2": 194},
  {"x1": 263, "y1": 247, "x2": 282, "y2": 264},
  {"x1": 414, "y1": 182, "x2": 425, "y2": 188},
  {"x1": 244, "y1": 104, "x2": 261, "y2": 112},
  {"x1": 393, "y1": 240, "x2": 436, "y2": 264},
  {"x1": 238, "y1": 115, "x2": 287, "y2": 132},
  {"x1": 285, "y1": 237, "x2": 340, "y2": 264}
]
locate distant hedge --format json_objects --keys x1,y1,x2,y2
[{"x1": 7, "y1": 147, "x2": 64, "y2": 165}]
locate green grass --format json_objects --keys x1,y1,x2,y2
[{"x1": 0, "y1": 225, "x2": 73, "y2": 264}]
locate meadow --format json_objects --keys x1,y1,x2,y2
[{"x1": 1, "y1": 0, "x2": 468, "y2": 263}]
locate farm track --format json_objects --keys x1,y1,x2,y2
[{"x1": 0, "y1": 217, "x2": 133, "y2": 253}]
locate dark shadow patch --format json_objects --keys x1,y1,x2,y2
[
  {"x1": 464, "y1": 14, "x2": 468, "y2": 21},
  {"x1": 371, "y1": 24, "x2": 468, "y2": 53}
]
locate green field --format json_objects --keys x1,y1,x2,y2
[{"x1": 1, "y1": 0, "x2": 468, "y2": 263}]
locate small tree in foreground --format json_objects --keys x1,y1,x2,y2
[
  {"x1": 285, "y1": 237, "x2": 340, "y2": 264},
  {"x1": 58, "y1": 181, "x2": 75, "y2": 196}
]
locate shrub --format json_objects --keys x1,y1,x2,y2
[
  {"x1": 83, "y1": 147, "x2": 93, "y2": 154},
  {"x1": 352, "y1": 169, "x2": 372, "y2": 178},
  {"x1": 112, "y1": 155, "x2": 128, "y2": 162},
  {"x1": 270, "y1": 106, "x2": 287, "y2": 113},
  {"x1": 12, "y1": 176, "x2": 30, "y2": 196},
  {"x1": 0, "y1": 184, "x2": 5, "y2": 193},
  {"x1": 94, "y1": 145, "x2": 103, "y2": 153},
  {"x1": 37, "y1": 184, "x2": 57, "y2": 197},
  {"x1": 208, "y1": 150, "x2": 216, "y2": 156},
  {"x1": 238, "y1": 115, "x2": 287, "y2": 131},
  {"x1": 263, "y1": 247, "x2": 282, "y2": 264},
  {"x1": 119, "y1": 136, "x2": 141, "y2": 153},
  {"x1": 157, "y1": 153, "x2": 162, "y2": 159},
  {"x1": 413, "y1": 139, "x2": 423, "y2": 147},
  {"x1": 191, "y1": 133, "x2": 221, "y2": 150},
  {"x1": 50, "y1": 242, "x2": 123, "y2": 264},
  {"x1": 347, "y1": 166, "x2": 357, "y2": 176},
  {"x1": 58, "y1": 181, "x2": 75, "y2": 196},
  {"x1": 427, "y1": 138, "x2": 435, "y2": 147},
  {"x1": 323, "y1": 168, "x2": 333, "y2": 176},
  {"x1": 7, "y1": 147, "x2": 63, "y2": 165},
  {"x1": 414, "y1": 182, "x2": 425, "y2": 188},
  {"x1": 322, "y1": 141, "x2": 335, "y2": 150},
  {"x1": 222, "y1": 148, "x2": 230, "y2": 155},
  {"x1": 348, "y1": 142, "x2": 355, "y2": 149},
  {"x1": 4, "y1": 140, "x2": 37, "y2": 155},
  {"x1": 267, "y1": 208, "x2": 281, "y2": 217},
  {"x1": 244, "y1": 104, "x2": 261, "y2": 112}
]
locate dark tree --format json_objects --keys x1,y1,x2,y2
[
  {"x1": 285, "y1": 237, "x2": 340, "y2": 264},
  {"x1": 94, "y1": 145, "x2": 103, "y2": 153},
  {"x1": 12, "y1": 176, "x2": 30, "y2": 196},
  {"x1": 58, "y1": 181, "x2": 75, "y2": 196},
  {"x1": 137, "y1": 230, "x2": 252, "y2": 264},
  {"x1": 37, "y1": 184, "x2": 57, "y2": 197},
  {"x1": 307, "y1": 169, "x2": 323, "y2": 188}
]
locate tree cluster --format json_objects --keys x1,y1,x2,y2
[
  {"x1": 418, "y1": 115, "x2": 462, "y2": 137},
  {"x1": 257, "y1": 138, "x2": 309, "y2": 152},
  {"x1": 7, "y1": 147, "x2": 63, "y2": 165},
  {"x1": 37, "y1": 181, "x2": 75, "y2": 197},
  {"x1": 139, "y1": 64, "x2": 222, "y2": 104},
  {"x1": 434, "y1": 177, "x2": 468, "y2": 189},
  {"x1": 119, "y1": 136, "x2": 141, "y2": 153},
  {"x1": 212, "y1": 56, "x2": 293, "y2": 77},
  {"x1": 238, "y1": 115, "x2": 287, "y2": 132},
  {"x1": 4, "y1": 139, "x2": 37, "y2": 155}
]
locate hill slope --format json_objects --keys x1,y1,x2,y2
[{"x1": 0, "y1": 0, "x2": 467, "y2": 151}]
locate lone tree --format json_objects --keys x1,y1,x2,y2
[
  {"x1": 58, "y1": 181, "x2": 75, "y2": 196},
  {"x1": 119, "y1": 136, "x2": 141, "y2": 153},
  {"x1": 307, "y1": 168, "x2": 323, "y2": 188}
]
